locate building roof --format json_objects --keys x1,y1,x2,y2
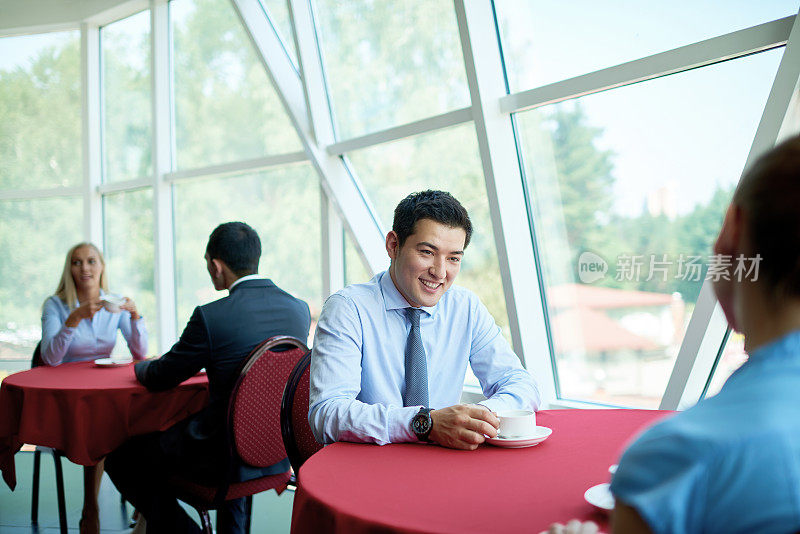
[
  {"x1": 550, "y1": 306, "x2": 658, "y2": 353},
  {"x1": 548, "y1": 283, "x2": 674, "y2": 310}
]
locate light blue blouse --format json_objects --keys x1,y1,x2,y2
[
  {"x1": 610, "y1": 330, "x2": 800, "y2": 534},
  {"x1": 40, "y1": 292, "x2": 148, "y2": 366}
]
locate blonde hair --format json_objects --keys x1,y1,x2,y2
[{"x1": 55, "y1": 242, "x2": 109, "y2": 309}]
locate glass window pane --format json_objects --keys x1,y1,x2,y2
[
  {"x1": 101, "y1": 10, "x2": 153, "y2": 182},
  {"x1": 103, "y1": 189, "x2": 157, "y2": 355},
  {"x1": 496, "y1": 0, "x2": 796, "y2": 92},
  {"x1": 516, "y1": 50, "x2": 781, "y2": 408},
  {"x1": 258, "y1": 0, "x2": 298, "y2": 66},
  {"x1": 314, "y1": 0, "x2": 469, "y2": 139},
  {"x1": 173, "y1": 165, "x2": 322, "y2": 346},
  {"x1": 171, "y1": 0, "x2": 301, "y2": 170},
  {"x1": 344, "y1": 229, "x2": 371, "y2": 286},
  {"x1": 0, "y1": 198, "x2": 82, "y2": 376},
  {"x1": 346, "y1": 124, "x2": 511, "y2": 340},
  {"x1": 0, "y1": 32, "x2": 81, "y2": 189},
  {"x1": 704, "y1": 331, "x2": 747, "y2": 399}
]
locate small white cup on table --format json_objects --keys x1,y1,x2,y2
[{"x1": 495, "y1": 409, "x2": 536, "y2": 438}]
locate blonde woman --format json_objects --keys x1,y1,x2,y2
[
  {"x1": 40, "y1": 242, "x2": 147, "y2": 534},
  {"x1": 41, "y1": 242, "x2": 147, "y2": 365}
]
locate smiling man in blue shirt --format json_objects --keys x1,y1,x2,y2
[{"x1": 310, "y1": 190, "x2": 540, "y2": 449}]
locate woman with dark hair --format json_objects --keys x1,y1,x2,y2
[
  {"x1": 548, "y1": 135, "x2": 800, "y2": 534},
  {"x1": 41, "y1": 242, "x2": 147, "y2": 534}
]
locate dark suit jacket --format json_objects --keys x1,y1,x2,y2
[{"x1": 134, "y1": 278, "x2": 310, "y2": 483}]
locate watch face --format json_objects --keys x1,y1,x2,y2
[{"x1": 413, "y1": 413, "x2": 431, "y2": 434}]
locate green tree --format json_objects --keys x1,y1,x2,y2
[
  {"x1": 671, "y1": 184, "x2": 734, "y2": 299},
  {"x1": 314, "y1": 0, "x2": 469, "y2": 138},
  {"x1": 172, "y1": 0, "x2": 299, "y2": 170},
  {"x1": 0, "y1": 34, "x2": 83, "y2": 360},
  {"x1": 549, "y1": 104, "x2": 616, "y2": 253}
]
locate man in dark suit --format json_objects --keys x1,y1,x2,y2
[{"x1": 106, "y1": 222, "x2": 311, "y2": 534}]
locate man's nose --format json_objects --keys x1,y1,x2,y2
[{"x1": 429, "y1": 258, "x2": 446, "y2": 279}]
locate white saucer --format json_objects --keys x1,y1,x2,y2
[
  {"x1": 94, "y1": 357, "x2": 132, "y2": 367},
  {"x1": 485, "y1": 426, "x2": 552, "y2": 448},
  {"x1": 584, "y1": 483, "x2": 615, "y2": 512}
]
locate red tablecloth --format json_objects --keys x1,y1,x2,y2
[
  {"x1": 0, "y1": 360, "x2": 209, "y2": 490},
  {"x1": 291, "y1": 409, "x2": 673, "y2": 534}
]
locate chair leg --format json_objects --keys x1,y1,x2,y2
[
  {"x1": 199, "y1": 508, "x2": 213, "y2": 534},
  {"x1": 245, "y1": 495, "x2": 253, "y2": 534},
  {"x1": 31, "y1": 449, "x2": 41, "y2": 524},
  {"x1": 53, "y1": 452, "x2": 68, "y2": 534}
]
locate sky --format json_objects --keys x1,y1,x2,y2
[
  {"x1": 496, "y1": 0, "x2": 798, "y2": 216},
  {"x1": 0, "y1": 30, "x2": 75, "y2": 71},
  {"x1": 1, "y1": 0, "x2": 797, "y2": 219}
]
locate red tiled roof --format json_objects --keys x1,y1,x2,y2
[
  {"x1": 550, "y1": 307, "x2": 658, "y2": 352},
  {"x1": 548, "y1": 283, "x2": 674, "y2": 310}
]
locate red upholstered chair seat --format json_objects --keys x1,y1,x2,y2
[{"x1": 170, "y1": 336, "x2": 309, "y2": 534}]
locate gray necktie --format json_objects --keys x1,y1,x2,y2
[{"x1": 403, "y1": 307, "x2": 429, "y2": 407}]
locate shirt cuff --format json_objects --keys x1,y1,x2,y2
[{"x1": 387, "y1": 406, "x2": 422, "y2": 443}]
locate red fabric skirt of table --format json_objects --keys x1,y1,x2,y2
[
  {"x1": 291, "y1": 409, "x2": 673, "y2": 534},
  {"x1": 0, "y1": 360, "x2": 208, "y2": 489}
]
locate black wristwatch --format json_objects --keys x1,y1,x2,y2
[{"x1": 411, "y1": 407, "x2": 434, "y2": 442}]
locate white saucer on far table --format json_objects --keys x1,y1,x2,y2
[
  {"x1": 584, "y1": 482, "x2": 615, "y2": 513},
  {"x1": 94, "y1": 357, "x2": 133, "y2": 367},
  {"x1": 485, "y1": 426, "x2": 552, "y2": 448}
]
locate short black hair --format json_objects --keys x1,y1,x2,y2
[
  {"x1": 733, "y1": 134, "x2": 800, "y2": 300},
  {"x1": 392, "y1": 190, "x2": 472, "y2": 248},
  {"x1": 206, "y1": 222, "x2": 261, "y2": 276}
]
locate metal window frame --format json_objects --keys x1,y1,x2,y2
[
  {"x1": 81, "y1": 22, "x2": 104, "y2": 246},
  {"x1": 453, "y1": 0, "x2": 556, "y2": 402},
  {"x1": 231, "y1": 0, "x2": 387, "y2": 277},
  {"x1": 661, "y1": 8, "x2": 800, "y2": 410},
  {"x1": 500, "y1": 16, "x2": 794, "y2": 115},
  {"x1": 149, "y1": 0, "x2": 177, "y2": 351},
  {"x1": 2, "y1": 1, "x2": 798, "y2": 410}
]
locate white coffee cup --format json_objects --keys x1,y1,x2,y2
[
  {"x1": 100, "y1": 294, "x2": 126, "y2": 313},
  {"x1": 496, "y1": 409, "x2": 536, "y2": 438}
]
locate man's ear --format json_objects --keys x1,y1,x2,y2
[
  {"x1": 211, "y1": 258, "x2": 225, "y2": 279},
  {"x1": 386, "y1": 231, "x2": 400, "y2": 260}
]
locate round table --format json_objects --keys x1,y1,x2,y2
[
  {"x1": 290, "y1": 409, "x2": 673, "y2": 534},
  {"x1": 0, "y1": 360, "x2": 209, "y2": 489}
]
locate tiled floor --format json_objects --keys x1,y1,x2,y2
[{"x1": 0, "y1": 451, "x2": 295, "y2": 533}]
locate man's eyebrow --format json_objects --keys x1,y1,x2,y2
[{"x1": 416, "y1": 241, "x2": 464, "y2": 255}]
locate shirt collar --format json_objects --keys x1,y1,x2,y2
[
  {"x1": 378, "y1": 270, "x2": 437, "y2": 317},
  {"x1": 229, "y1": 274, "x2": 265, "y2": 292},
  {"x1": 748, "y1": 329, "x2": 800, "y2": 362}
]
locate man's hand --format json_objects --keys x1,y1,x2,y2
[{"x1": 429, "y1": 404, "x2": 499, "y2": 450}]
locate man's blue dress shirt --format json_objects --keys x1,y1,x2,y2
[
  {"x1": 41, "y1": 292, "x2": 148, "y2": 365},
  {"x1": 309, "y1": 270, "x2": 540, "y2": 445},
  {"x1": 611, "y1": 330, "x2": 800, "y2": 534}
]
